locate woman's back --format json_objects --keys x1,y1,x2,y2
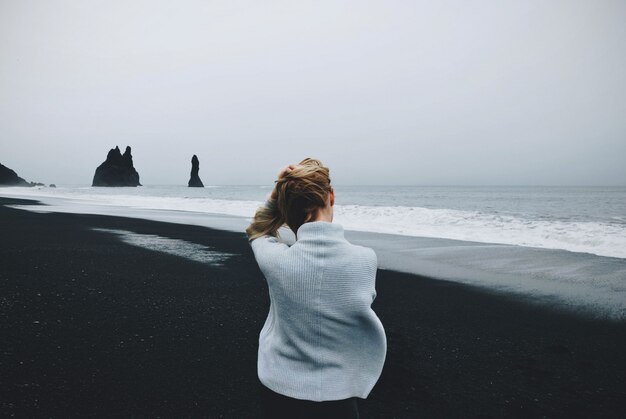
[{"x1": 251, "y1": 221, "x2": 387, "y2": 402}]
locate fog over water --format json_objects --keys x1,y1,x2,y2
[{"x1": 1, "y1": 0, "x2": 625, "y2": 186}]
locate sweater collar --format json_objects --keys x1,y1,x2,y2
[{"x1": 296, "y1": 221, "x2": 345, "y2": 241}]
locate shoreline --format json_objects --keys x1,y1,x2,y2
[
  {"x1": 1, "y1": 198, "x2": 625, "y2": 417},
  {"x1": 2, "y1": 185, "x2": 625, "y2": 258},
  {"x1": 3, "y1": 193, "x2": 626, "y2": 320}
]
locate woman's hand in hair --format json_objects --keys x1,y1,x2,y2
[
  {"x1": 277, "y1": 164, "x2": 298, "y2": 180},
  {"x1": 271, "y1": 164, "x2": 298, "y2": 199}
]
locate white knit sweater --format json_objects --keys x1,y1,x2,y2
[{"x1": 250, "y1": 220, "x2": 387, "y2": 401}]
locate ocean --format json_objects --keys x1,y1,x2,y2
[
  {"x1": 2, "y1": 184, "x2": 625, "y2": 318},
  {"x1": 3, "y1": 184, "x2": 625, "y2": 258}
]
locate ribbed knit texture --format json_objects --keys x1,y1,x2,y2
[{"x1": 250, "y1": 220, "x2": 387, "y2": 401}]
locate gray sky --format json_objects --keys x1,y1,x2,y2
[{"x1": 1, "y1": 0, "x2": 625, "y2": 186}]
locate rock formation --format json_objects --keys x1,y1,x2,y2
[
  {"x1": 92, "y1": 146, "x2": 141, "y2": 187},
  {"x1": 188, "y1": 155, "x2": 204, "y2": 187},
  {"x1": 0, "y1": 163, "x2": 31, "y2": 186}
]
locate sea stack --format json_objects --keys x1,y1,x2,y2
[
  {"x1": 92, "y1": 146, "x2": 141, "y2": 187},
  {"x1": 0, "y1": 163, "x2": 32, "y2": 186},
  {"x1": 188, "y1": 155, "x2": 204, "y2": 187}
]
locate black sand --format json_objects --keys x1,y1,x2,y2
[{"x1": 1, "y1": 197, "x2": 625, "y2": 418}]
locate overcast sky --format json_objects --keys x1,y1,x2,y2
[{"x1": 1, "y1": 0, "x2": 625, "y2": 186}]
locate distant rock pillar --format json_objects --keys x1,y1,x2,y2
[
  {"x1": 188, "y1": 155, "x2": 204, "y2": 187},
  {"x1": 92, "y1": 145, "x2": 142, "y2": 186}
]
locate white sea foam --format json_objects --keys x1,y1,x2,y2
[
  {"x1": 334, "y1": 205, "x2": 626, "y2": 259},
  {"x1": 93, "y1": 228, "x2": 233, "y2": 265}
]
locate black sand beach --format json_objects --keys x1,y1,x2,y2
[{"x1": 1, "y1": 197, "x2": 625, "y2": 418}]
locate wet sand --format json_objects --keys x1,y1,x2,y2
[{"x1": 1, "y1": 197, "x2": 625, "y2": 418}]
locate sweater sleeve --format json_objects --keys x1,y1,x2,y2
[
  {"x1": 250, "y1": 236, "x2": 289, "y2": 274},
  {"x1": 250, "y1": 234, "x2": 290, "y2": 264}
]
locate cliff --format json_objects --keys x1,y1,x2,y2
[{"x1": 0, "y1": 163, "x2": 36, "y2": 186}]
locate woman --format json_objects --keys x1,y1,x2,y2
[{"x1": 246, "y1": 158, "x2": 387, "y2": 418}]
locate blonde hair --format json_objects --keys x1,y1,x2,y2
[{"x1": 246, "y1": 158, "x2": 331, "y2": 241}]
